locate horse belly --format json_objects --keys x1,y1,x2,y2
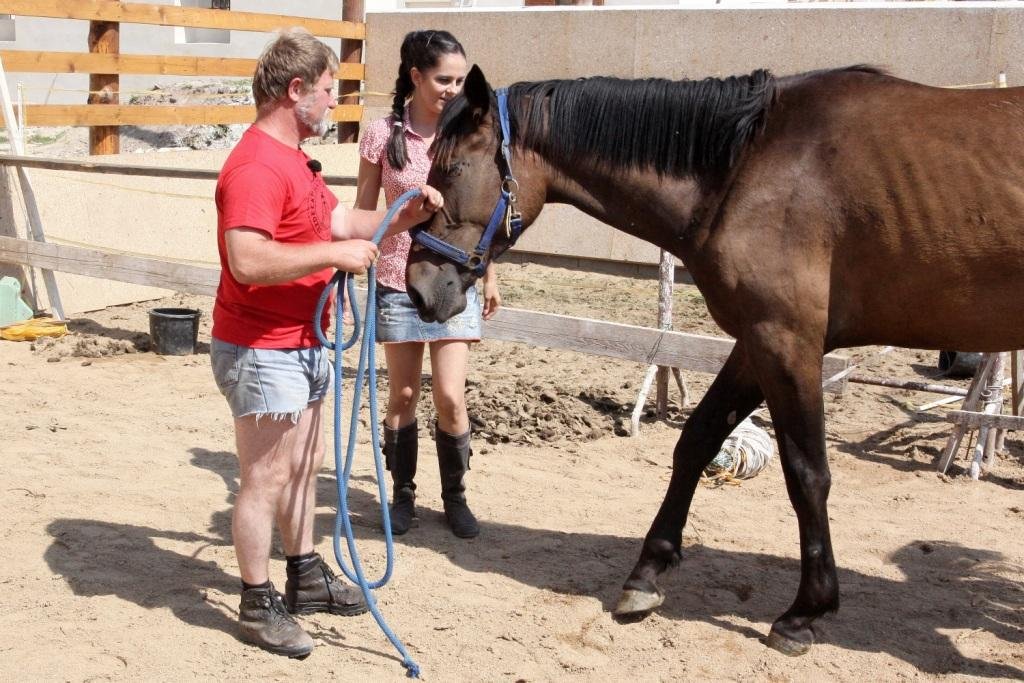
[
  {"x1": 828, "y1": 228, "x2": 1024, "y2": 352},
  {"x1": 824, "y1": 96, "x2": 1024, "y2": 352}
]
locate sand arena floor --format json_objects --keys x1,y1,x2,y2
[{"x1": 1, "y1": 263, "x2": 1022, "y2": 681}]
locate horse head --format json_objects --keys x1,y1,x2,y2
[{"x1": 406, "y1": 65, "x2": 545, "y2": 323}]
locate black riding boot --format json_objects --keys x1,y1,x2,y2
[
  {"x1": 435, "y1": 425, "x2": 480, "y2": 538},
  {"x1": 383, "y1": 420, "x2": 418, "y2": 535}
]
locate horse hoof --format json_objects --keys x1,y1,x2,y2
[
  {"x1": 766, "y1": 627, "x2": 813, "y2": 656},
  {"x1": 612, "y1": 588, "x2": 664, "y2": 621}
]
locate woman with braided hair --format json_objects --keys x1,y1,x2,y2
[{"x1": 356, "y1": 30, "x2": 500, "y2": 539}]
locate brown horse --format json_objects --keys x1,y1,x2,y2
[{"x1": 405, "y1": 64, "x2": 1024, "y2": 655}]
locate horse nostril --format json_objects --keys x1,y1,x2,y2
[{"x1": 407, "y1": 284, "x2": 425, "y2": 311}]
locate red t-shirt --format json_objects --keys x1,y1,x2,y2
[{"x1": 212, "y1": 126, "x2": 339, "y2": 348}]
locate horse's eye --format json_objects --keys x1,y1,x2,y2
[{"x1": 443, "y1": 160, "x2": 466, "y2": 177}]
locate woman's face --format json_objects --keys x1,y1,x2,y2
[{"x1": 411, "y1": 52, "x2": 468, "y2": 116}]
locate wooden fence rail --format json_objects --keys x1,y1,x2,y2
[
  {"x1": 0, "y1": 153, "x2": 358, "y2": 185},
  {"x1": 0, "y1": 51, "x2": 364, "y2": 81},
  {"x1": 0, "y1": 0, "x2": 364, "y2": 38},
  {"x1": 0, "y1": 0, "x2": 366, "y2": 152},
  {"x1": 0, "y1": 234, "x2": 851, "y2": 392},
  {"x1": 23, "y1": 104, "x2": 362, "y2": 127}
]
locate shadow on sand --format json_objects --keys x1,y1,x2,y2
[{"x1": 43, "y1": 446, "x2": 1023, "y2": 678}]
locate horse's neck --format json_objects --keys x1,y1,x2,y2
[{"x1": 542, "y1": 160, "x2": 709, "y2": 257}]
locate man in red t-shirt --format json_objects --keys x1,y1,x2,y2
[{"x1": 211, "y1": 28, "x2": 442, "y2": 658}]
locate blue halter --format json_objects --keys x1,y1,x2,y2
[{"x1": 410, "y1": 88, "x2": 523, "y2": 276}]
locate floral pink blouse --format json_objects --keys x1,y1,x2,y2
[{"x1": 359, "y1": 114, "x2": 432, "y2": 292}]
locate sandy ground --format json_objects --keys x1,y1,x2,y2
[{"x1": 1, "y1": 264, "x2": 1023, "y2": 682}]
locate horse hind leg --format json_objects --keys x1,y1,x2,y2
[
  {"x1": 746, "y1": 329, "x2": 839, "y2": 656},
  {"x1": 614, "y1": 344, "x2": 763, "y2": 620}
]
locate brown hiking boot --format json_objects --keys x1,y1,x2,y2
[
  {"x1": 285, "y1": 554, "x2": 368, "y2": 617},
  {"x1": 238, "y1": 584, "x2": 314, "y2": 658}
]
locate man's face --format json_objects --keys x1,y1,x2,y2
[{"x1": 296, "y1": 69, "x2": 335, "y2": 139}]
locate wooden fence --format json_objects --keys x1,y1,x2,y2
[
  {"x1": 0, "y1": 231, "x2": 851, "y2": 390},
  {"x1": 0, "y1": 0, "x2": 365, "y2": 154},
  {"x1": 0, "y1": 153, "x2": 851, "y2": 392}
]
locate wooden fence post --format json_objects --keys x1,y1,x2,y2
[
  {"x1": 338, "y1": 0, "x2": 364, "y2": 143},
  {"x1": 88, "y1": 19, "x2": 119, "y2": 156}
]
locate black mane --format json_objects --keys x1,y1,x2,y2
[
  {"x1": 434, "y1": 66, "x2": 884, "y2": 180},
  {"x1": 508, "y1": 70, "x2": 776, "y2": 179}
]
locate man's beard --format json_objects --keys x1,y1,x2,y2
[{"x1": 297, "y1": 97, "x2": 331, "y2": 138}]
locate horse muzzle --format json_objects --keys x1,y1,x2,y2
[{"x1": 405, "y1": 260, "x2": 469, "y2": 324}]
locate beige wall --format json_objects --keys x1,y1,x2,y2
[
  {"x1": 0, "y1": 144, "x2": 361, "y2": 314},
  {"x1": 363, "y1": 4, "x2": 1024, "y2": 265}
]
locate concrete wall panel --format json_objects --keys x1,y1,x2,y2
[{"x1": 7, "y1": 4, "x2": 1024, "y2": 313}]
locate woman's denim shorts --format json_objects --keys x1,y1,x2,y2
[
  {"x1": 210, "y1": 337, "x2": 332, "y2": 422},
  {"x1": 375, "y1": 285, "x2": 481, "y2": 343}
]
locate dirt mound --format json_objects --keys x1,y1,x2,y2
[{"x1": 33, "y1": 332, "x2": 149, "y2": 360}]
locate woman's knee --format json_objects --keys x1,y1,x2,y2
[
  {"x1": 389, "y1": 383, "x2": 420, "y2": 412},
  {"x1": 432, "y1": 388, "x2": 466, "y2": 424}
]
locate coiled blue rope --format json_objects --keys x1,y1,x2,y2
[{"x1": 313, "y1": 188, "x2": 424, "y2": 678}]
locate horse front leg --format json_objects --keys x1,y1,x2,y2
[
  {"x1": 614, "y1": 344, "x2": 763, "y2": 619},
  {"x1": 747, "y1": 328, "x2": 838, "y2": 656}
]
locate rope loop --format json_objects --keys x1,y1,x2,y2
[{"x1": 315, "y1": 187, "x2": 425, "y2": 678}]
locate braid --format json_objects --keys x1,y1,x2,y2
[{"x1": 386, "y1": 65, "x2": 413, "y2": 170}]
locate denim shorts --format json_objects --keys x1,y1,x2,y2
[
  {"x1": 210, "y1": 337, "x2": 332, "y2": 421},
  {"x1": 375, "y1": 285, "x2": 481, "y2": 343}
]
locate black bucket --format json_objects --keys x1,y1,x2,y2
[
  {"x1": 149, "y1": 308, "x2": 200, "y2": 355},
  {"x1": 937, "y1": 350, "x2": 983, "y2": 378}
]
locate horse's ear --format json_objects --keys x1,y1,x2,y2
[{"x1": 464, "y1": 64, "x2": 491, "y2": 119}]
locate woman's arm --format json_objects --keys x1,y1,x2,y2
[
  {"x1": 354, "y1": 157, "x2": 382, "y2": 211},
  {"x1": 481, "y1": 262, "x2": 501, "y2": 320}
]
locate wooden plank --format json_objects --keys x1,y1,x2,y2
[
  {"x1": 946, "y1": 410, "x2": 1024, "y2": 431},
  {"x1": 0, "y1": 51, "x2": 364, "y2": 80},
  {"x1": 1012, "y1": 350, "x2": 1024, "y2": 416},
  {"x1": 0, "y1": 236, "x2": 850, "y2": 388},
  {"x1": 483, "y1": 307, "x2": 850, "y2": 392},
  {"x1": 22, "y1": 104, "x2": 362, "y2": 126},
  {"x1": 0, "y1": 62, "x2": 66, "y2": 318},
  {"x1": 846, "y1": 375, "x2": 967, "y2": 396},
  {"x1": 0, "y1": 154, "x2": 357, "y2": 186},
  {"x1": 937, "y1": 352, "x2": 996, "y2": 473},
  {"x1": 0, "y1": 235, "x2": 218, "y2": 297},
  {"x1": 0, "y1": 0, "x2": 365, "y2": 39}
]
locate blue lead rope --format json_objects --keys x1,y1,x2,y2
[{"x1": 313, "y1": 188, "x2": 425, "y2": 678}]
